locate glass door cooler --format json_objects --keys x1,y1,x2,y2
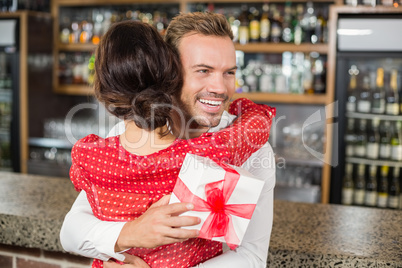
[{"x1": 330, "y1": 6, "x2": 402, "y2": 209}]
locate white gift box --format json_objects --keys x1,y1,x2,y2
[{"x1": 169, "y1": 153, "x2": 265, "y2": 249}]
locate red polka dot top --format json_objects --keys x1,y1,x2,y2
[{"x1": 70, "y1": 98, "x2": 275, "y2": 268}]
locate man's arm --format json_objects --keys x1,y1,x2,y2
[
  {"x1": 60, "y1": 191, "x2": 127, "y2": 261},
  {"x1": 192, "y1": 143, "x2": 275, "y2": 268}
]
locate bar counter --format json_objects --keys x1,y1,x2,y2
[{"x1": 0, "y1": 172, "x2": 401, "y2": 267}]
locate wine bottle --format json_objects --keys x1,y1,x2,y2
[
  {"x1": 354, "y1": 164, "x2": 366, "y2": 206},
  {"x1": 388, "y1": 167, "x2": 400, "y2": 209},
  {"x1": 377, "y1": 166, "x2": 389, "y2": 208},
  {"x1": 249, "y1": 6, "x2": 260, "y2": 43},
  {"x1": 371, "y1": 68, "x2": 386, "y2": 114},
  {"x1": 301, "y1": 1, "x2": 316, "y2": 44},
  {"x1": 346, "y1": 65, "x2": 359, "y2": 113},
  {"x1": 366, "y1": 117, "x2": 380, "y2": 160},
  {"x1": 379, "y1": 120, "x2": 392, "y2": 160},
  {"x1": 342, "y1": 163, "x2": 354, "y2": 205},
  {"x1": 390, "y1": 121, "x2": 402, "y2": 161},
  {"x1": 259, "y1": 3, "x2": 271, "y2": 43},
  {"x1": 293, "y1": 4, "x2": 304, "y2": 45},
  {"x1": 314, "y1": 7, "x2": 326, "y2": 44},
  {"x1": 356, "y1": 75, "x2": 371, "y2": 113},
  {"x1": 385, "y1": 69, "x2": 400, "y2": 115},
  {"x1": 281, "y1": 3, "x2": 293, "y2": 43},
  {"x1": 354, "y1": 119, "x2": 367, "y2": 158},
  {"x1": 345, "y1": 118, "x2": 356, "y2": 157},
  {"x1": 238, "y1": 5, "x2": 250, "y2": 45},
  {"x1": 270, "y1": 9, "x2": 282, "y2": 43},
  {"x1": 365, "y1": 165, "x2": 378, "y2": 207}
]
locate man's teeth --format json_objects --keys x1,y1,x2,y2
[{"x1": 199, "y1": 99, "x2": 222, "y2": 106}]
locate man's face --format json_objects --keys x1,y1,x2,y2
[{"x1": 178, "y1": 33, "x2": 237, "y2": 130}]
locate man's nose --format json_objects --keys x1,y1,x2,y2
[{"x1": 206, "y1": 74, "x2": 227, "y2": 95}]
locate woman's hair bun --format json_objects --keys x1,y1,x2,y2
[{"x1": 130, "y1": 87, "x2": 174, "y2": 130}]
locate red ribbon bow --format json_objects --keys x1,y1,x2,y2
[{"x1": 173, "y1": 161, "x2": 256, "y2": 250}]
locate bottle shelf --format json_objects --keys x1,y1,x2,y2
[
  {"x1": 57, "y1": 42, "x2": 329, "y2": 54},
  {"x1": 233, "y1": 92, "x2": 328, "y2": 104},
  {"x1": 29, "y1": 137, "x2": 73, "y2": 149},
  {"x1": 53, "y1": 86, "x2": 329, "y2": 104},
  {"x1": 54, "y1": 84, "x2": 93, "y2": 95},
  {"x1": 235, "y1": 43, "x2": 329, "y2": 54},
  {"x1": 186, "y1": 0, "x2": 341, "y2": 3},
  {"x1": 54, "y1": 0, "x2": 180, "y2": 5},
  {"x1": 346, "y1": 157, "x2": 402, "y2": 168},
  {"x1": 58, "y1": 43, "x2": 97, "y2": 52},
  {"x1": 346, "y1": 112, "x2": 402, "y2": 121}
]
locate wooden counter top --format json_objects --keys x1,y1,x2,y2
[
  {"x1": 268, "y1": 200, "x2": 401, "y2": 267},
  {"x1": 0, "y1": 172, "x2": 401, "y2": 267}
]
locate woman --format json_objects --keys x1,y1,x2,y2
[{"x1": 70, "y1": 20, "x2": 275, "y2": 268}]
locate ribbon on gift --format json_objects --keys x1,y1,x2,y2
[{"x1": 173, "y1": 161, "x2": 256, "y2": 250}]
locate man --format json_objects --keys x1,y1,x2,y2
[{"x1": 60, "y1": 12, "x2": 275, "y2": 268}]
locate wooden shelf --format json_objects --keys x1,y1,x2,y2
[
  {"x1": 235, "y1": 43, "x2": 329, "y2": 54},
  {"x1": 58, "y1": 43, "x2": 98, "y2": 52},
  {"x1": 57, "y1": 42, "x2": 329, "y2": 54},
  {"x1": 233, "y1": 92, "x2": 329, "y2": 104},
  {"x1": 54, "y1": 84, "x2": 94, "y2": 95},
  {"x1": 186, "y1": 0, "x2": 340, "y2": 3},
  {"x1": 54, "y1": 0, "x2": 180, "y2": 5}
]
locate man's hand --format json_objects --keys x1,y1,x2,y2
[
  {"x1": 104, "y1": 254, "x2": 150, "y2": 268},
  {"x1": 115, "y1": 195, "x2": 200, "y2": 252}
]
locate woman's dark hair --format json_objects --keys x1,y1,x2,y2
[{"x1": 94, "y1": 20, "x2": 183, "y2": 135}]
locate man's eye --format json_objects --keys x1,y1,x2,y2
[
  {"x1": 225, "y1": 71, "x2": 236, "y2": 76},
  {"x1": 197, "y1": 69, "x2": 209, "y2": 74}
]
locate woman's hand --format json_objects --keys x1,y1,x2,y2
[
  {"x1": 115, "y1": 194, "x2": 200, "y2": 252},
  {"x1": 104, "y1": 254, "x2": 150, "y2": 268}
]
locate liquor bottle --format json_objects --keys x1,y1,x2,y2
[
  {"x1": 390, "y1": 121, "x2": 402, "y2": 161},
  {"x1": 377, "y1": 166, "x2": 389, "y2": 208},
  {"x1": 274, "y1": 64, "x2": 286, "y2": 93},
  {"x1": 59, "y1": 16, "x2": 71, "y2": 44},
  {"x1": 385, "y1": 69, "x2": 400, "y2": 115},
  {"x1": 346, "y1": 65, "x2": 359, "y2": 113},
  {"x1": 293, "y1": 5, "x2": 304, "y2": 45},
  {"x1": 312, "y1": 57, "x2": 326, "y2": 94},
  {"x1": 366, "y1": 117, "x2": 380, "y2": 160},
  {"x1": 371, "y1": 67, "x2": 386, "y2": 114},
  {"x1": 301, "y1": 1, "x2": 317, "y2": 44},
  {"x1": 238, "y1": 5, "x2": 250, "y2": 45},
  {"x1": 345, "y1": 118, "x2": 356, "y2": 157},
  {"x1": 249, "y1": 6, "x2": 260, "y2": 43},
  {"x1": 69, "y1": 21, "x2": 80, "y2": 43},
  {"x1": 282, "y1": 3, "x2": 293, "y2": 43},
  {"x1": 353, "y1": 163, "x2": 366, "y2": 206},
  {"x1": 270, "y1": 9, "x2": 282, "y2": 43},
  {"x1": 259, "y1": 3, "x2": 271, "y2": 42},
  {"x1": 388, "y1": 167, "x2": 400, "y2": 209},
  {"x1": 365, "y1": 165, "x2": 378, "y2": 207},
  {"x1": 243, "y1": 60, "x2": 258, "y2": 92},
  {"x1": 92, "y1": 11, "x2": 103, "y2": 45},
  {"x1": 303, "y1": 55, "x2": 314, "y2": 94},
  {"x1": 289, "y1": 52, "x2": 304, "y2": 94},
  {"x1": 357, "y1": 75, "x2": 371, "y2": 113},
  {"x1": 342, "y1": 163, "x2": 354, "y2": 205},
  {"x1": 259, "y1": 64, "x2": 274, "y2": 93},
  {"x1": 354, "y1": 119, "x2": 367, "y2": 158},
  {"x1": 315, "y1": 8, "x2": 327, "y2": 44},
  {"x1": 379, "y1": 120, "x2": 392, "y2": 160}
]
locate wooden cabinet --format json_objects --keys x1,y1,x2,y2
[{"x1": 51, "y1": 0, "x2": 343, "y2": 203}]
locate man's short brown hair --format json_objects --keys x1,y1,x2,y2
[{"x1": 165, "y1": 12, "x2": 234, "y2": 55}]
